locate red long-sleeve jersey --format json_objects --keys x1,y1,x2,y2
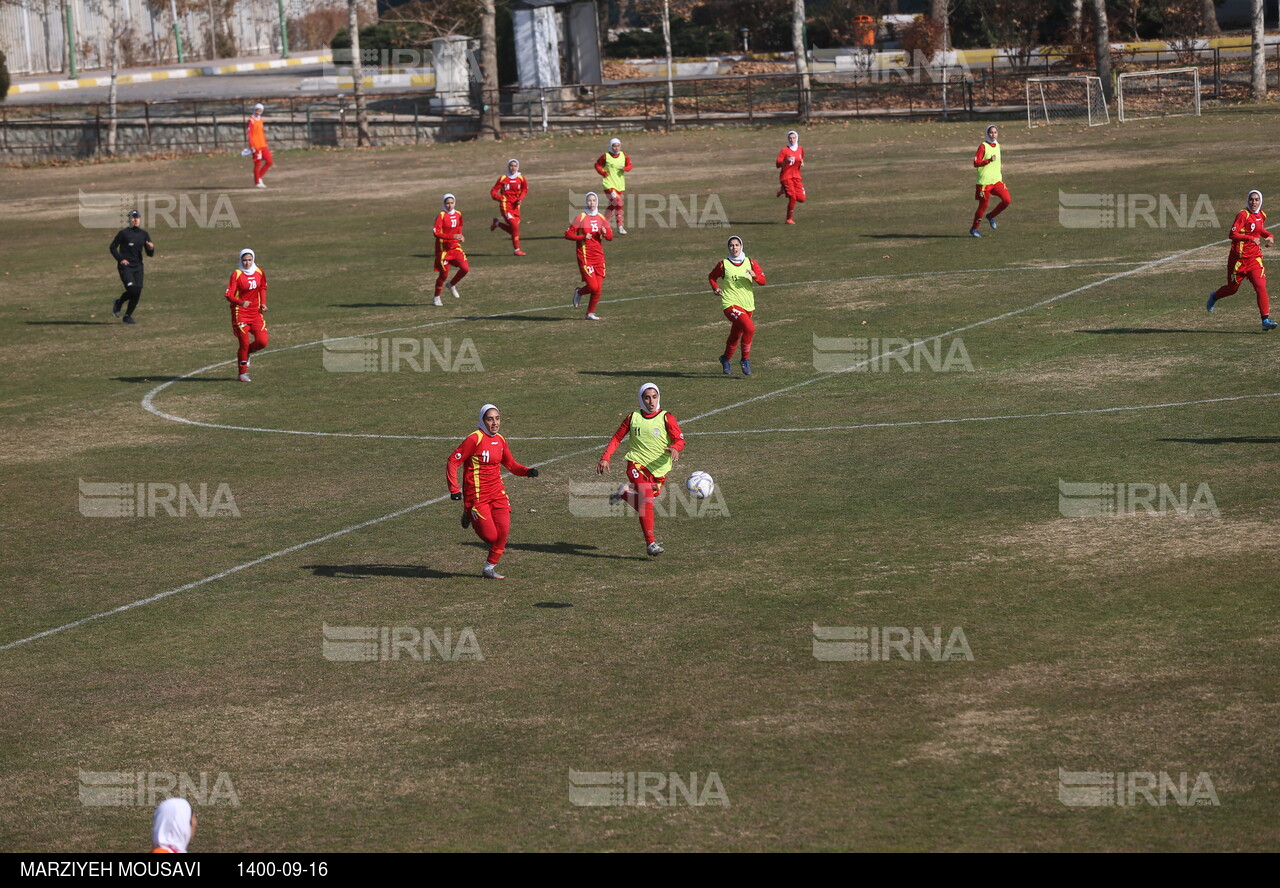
[
  {"x1": 433, "y1": 210, "x2": 464, "y2": 250},
  {"x1": 776, "y1": 145, "x2": 804, "y2": 181},
  {"x1": 1227, "y1": 209, "x2": 1271, "y2": 262},
  {"x1": 565, "y1": 212, "x2": 612, "y2": 266},
  {"x1": 490, "y1": 175, "x2": 528, "y2": 217},
  {"x1": 447, "y1": 431, "x2": 533, "y2": 505},
  {"x1": 709, "y1": 258, "x2": 766, "y2": 290},
  {"x1": 224, "y1": 268, "x2": 267, "y2": 317},
  {"x1": 594, "y1": 152, "x2": 632, "y2": 179},
  {"x1": 974, "y1": 142, "x2": 997, "y2": 168},
  {"x1": 601, "y1": 410, "x2": 686, "y2": 462}
]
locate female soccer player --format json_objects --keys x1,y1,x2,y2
[
  {"x1": 776, "y1": 130, "x2": 806, "y2": 225},
  {"x1": 971, "y1": 124, "x2": 1011, "y2": 237},
  {"x1": 447, "y1": 404, "x2": 540, "y2": 580},
  {"x1": 595, "y1": 138, "x2": 631, "y2": 234},
  {"x1": 224, "y1": 248, "x2": 267, "y2": 382},
  {"x1": 245, "y1": 103, "x2": 272, "y2": 188},
  {"x1": 490, "y1": 158, "x2": 528, "y2": 256},
  {"x1": 709, "y1": 235, "x2": 767, "y2": 376},
  {"x1": 151, "y1": 798, "x2": 196, "y2": 853},
  {"x1": 433, "y1": 193, "x2": 469, "y2": 306},
  {"x1": 565, "y1": 191, "x2": 613, "y2": 320},
  {"x1": 1207, "y1": 189, "x2": 1277, "y2": 331},
  {"x1": 596, "y1": 383, "x2": 686, "y2": 557}
]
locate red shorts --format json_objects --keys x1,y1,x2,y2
[
  {"x1": 780, "y1": 178, "x2": 805, "y2": 201},
  {"x1": 503, "y1": 204, "x2": 522, "y2": 224},
  {"x1": 577, "y1": 259, "x2": 606, "y2": 284},
  {"x1": 435, "y1": 244, "x2": 467, "y2": 273},
  {"x1": 233, "y1": 314, "x2": 266, "y2": 336},
  {"x1": 625, "y1": 461, "x2": 667, "y2": 490},
  {"x1": 1231, "y1": 255, "x2": 1264, "y2": 281}
]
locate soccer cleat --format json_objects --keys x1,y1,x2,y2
[
  {"x1": 112, "y1": 299, "x2": 123, "y2": 318},
  {"x1": 433, "y1": 295, "x2": 443, "y2": 306},
  {"x1": 482, "y1": 563, "x2": 505, "y2": 580},
  {"x1": 122, "y1": 316, "x2": 137, "y2": 325},
  {"x1": 1206, "y1": 292, "x2": 1217, "y2": 313},
  {"x1": 238, "y1": 372, "x2": 251, "y2": 382},
  {"x1": 1264, "y1": 317, "x2": 1278, "y2": 331},
  {"x1": 785, "y1": 218, "x2": 796, "y2": 225},
  {"x1": 450, "y1": 285, "x2": 461, "y2": 299},
  {"x1": 586, "y1": 312, "x2": 601, "y2": 320},
  {"x1": 490, "y1": 217, "x2": 499, "y2": 232},
  {"x1": 608, "y1": 483, "x2": 630, "y2": 505},
  {"x1": 646, "y1": 541, "x2": 664, "y2": 556},
  {"x1": 986, "y1": 214, "x2": 998, "y2": 230},
  {"x1": 255, "y1": 182, "x2": 266, "y2": 189},
  {"x1": 513, "y1": 249, "x2": 526, "y2": 256},
  {"x1": 719, "y1": 355, "x2": 732, "y2": 375},
  {"x1": 741, "y1": 359, "x2": 751, "y2": 376},
  {"x1": 617, "y1": 226, "x2": 628, "y2": 235},
  {"x1": 970, "y1": 229, "x2": 982, "y2": 238},
  {"x1": 572, "y1": 288, "x2": 581, "y2": 308}
]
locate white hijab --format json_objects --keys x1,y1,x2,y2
[
  {"x1": 785, "y1": 130, "x2": 799, "y2": 148},
  {"x1": 608, "y1": 138, "x2": 621, "y2": 155},
  {"x1": 1248, "y1": 189, "x2": 1263, "y2": 210},
  {"x1": 725, "y1": 235, "x2": 745, "y2": 265},
  {"x1": 584, "y1": 192, "x2": 599, "y2": 217},
  {"x1": 152, "y1": 798, "x2": 193, "y2": 853},
  {"x1": 442, "y1": 193, "x2": 457, "y2": 214},
  {"x1": 985, "y1": 125, "x2": 998, "y2": 144},
  {"x1": 238, "y1": 248, "x2": 258, "y2": 275},
  {"x1": 638, "y1": 382, "x2": 660, "y2": 414},
  {"x1": 478, "y1": 403, "x2": 498, "y2": 432},
  {"x1": 506, "y1": 159, "x2": 520, "y2": 178}
]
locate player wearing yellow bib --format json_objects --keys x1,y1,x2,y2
[
  {"x1": 971, "y1": 125, "x2": 1011, "y2": 237},
  {"x1": 595, "y1": 138, "x2": 632, "y2": 234},
  {"x1": 596, "y1": 383, "x2": 686, "y2": 557},
  {"x1": 709, "y1": 235, "x2": 767, "y2": 376}
]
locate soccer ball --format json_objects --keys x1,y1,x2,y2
[{"x1": 685, "y1": 471, "x2": 714, "y2": 499}]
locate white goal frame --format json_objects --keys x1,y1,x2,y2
[
  {"x1": 1026, "y1": 76, "x2": 1110, "y2": 128},
  {"x1": 1117, "y1": 67, "x2": 1201, "y2": 122}
]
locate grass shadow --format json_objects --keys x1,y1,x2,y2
[
  {"x1": 27, "y1": 321, "x2": 111, "y2": 326},
  {"x1": 578, "y1": 370, "x2": 703, "y2": 378},
  {"x1": 1077, "y1": 328, "x2": 1256, "y2": 336},
  {"x1": 113, "y1": 375, "x2": 231, "y2": 383},
  {"x1": 1158, "y1": 437, "x2": 1280, "y2": 445},
  {"x1": 302, "y1": 563, "x2": 472, "y2": 580},
  {"x1": 463, "y1": 541, "x2": 645, "y2": 561}
]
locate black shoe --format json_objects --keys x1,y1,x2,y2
[
  {"x1": 122, "y1": 316, "x2": 138, "y2": 325},
  {"x1": 112, "y1": 299, "x2": 123, "y2": 318}
]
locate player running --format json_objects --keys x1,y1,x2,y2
[
  {"x1": 224, "y1": 248, "x2": 267, "y2": 382},
  {"x1": 595, "y1": 138, "x2": 631, "y2": 234},
  {"x1": 245, "y1": 103, "x2": 272, "y2": 188},
  {"x1": 109, "y1": 209, "x2": 154, "y2": 325},
  {"x1": 433, "y1": 193, "x2": 469, "y2": 306},
  {"x1": 970, "y1": 125, "x2": 1011, "y2": 237},
  {"x1": 1207, "y1": 189, "x2": 1277, "y2": 331},
  {"x1": 447, "y1": 404, "x2": 540, "y2": 580},
  {"x1": 709, "y1": 235, "x2": 767, "y2": 376},
  {"x1": 565, "y1": 192, "x2": 613, "y2": 320},
  {"x1": 490, "y1": 159, "x2": 528, "y2": 256},
  {"x1": 776, "y1": 130, "x2": 806, "y2": 225},
  {"x1": 596, "y1": 383, "x2": 686, "y2": 557}
]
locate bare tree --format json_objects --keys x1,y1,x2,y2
[
  {"x1": 105, "y1": 0, "x2": 124, "y2": 154},
  {"x1": 1202, "y1": 0, "x2": 1220, "y2": 36},
  {"x1": 930, "y1": 0, "x2": 950, "y2": 52},
  {"x1": 1251, "y1": 0, "x2": 1266, "y2": 100},
  {"x1": 1093, "y1": 0, "x2": 1112, "y2": 102},
  {"x1": 792, "y1": 0, "x2": 810, "y2": 121},
  {"x1": 479, "y1": 0, "x2": 501, "y2": 140},
  {"x1": 347, "y1": 0, "x2": 371, "y2": 146}
]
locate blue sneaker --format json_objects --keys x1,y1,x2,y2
[
  {"x1": 1263, "y1": 317, "x2": 1277, "y2": 331},
  {"x1": 986, "y1": 214, "x2": 998, "y2": 230},
  {"x1": 740, "y1": 359, "x2": 751, "y2": 376},
  {"x1": 970, "y1": 229, "x2": 982, "y2": 238},
  {"x1": 719, "y1": 355, "x2": 731, "y2": 375},
  {"x1": 1206, "y1": 291, "x2": 1216, "y2": 313}
]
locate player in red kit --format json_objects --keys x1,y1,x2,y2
[
  {"x1": 971, "y1": 125, "x2": 1011, "y2": 237},
  {"x1": 224, "y1": 248, "x2": 267, "y2": 382},
  {"x1": 565, "y1": 191, "x2": 613, "y2": 320},
  {"x1": 776, "y1": 130, "x2": 806, "y2": 224},
  {"x1": 447, "y1": 404, "x2": 540, "y2": 579},
  {"x1": 709, "y1": 235, "x2": 767, "y2": 376},
  {"x1": 490, "y1": 159, "x2": 528, "y2": 256},
  {"x1": 1207, "y1": 189, "x2": 1277, "y2": 331},
  {"x1": 596, "y1": 383, "x2": 685, "y2": 557},
  {"x1": 595, "y1": 138, "x2": 631, "y2": 234},
  {"x1": 433, "y1": 193, "x2": 469, "y2": 306}
]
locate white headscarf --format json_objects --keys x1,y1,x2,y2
[
  {"x1": 608, "y1": 138, "x2": 621, "y2": 155},
  {"x1": 152, "y1": 798, "x2": 193, "y2": 853},
  {"x1": 252, "y1": 103, "x2": 264, "y2": 115},
  {"x1": 238, "y1": 248, "x2": 258, "y2": 275},
  {"x1": 786, "y1": 130, "x2": 799, "y2": 148},
  {"x1": 478, "y1": 403, "x2": 498, "y2": 432},
  {"x1": 1248, "y1": 189, "x2": 1263, "y2": 210},
  {"x1": 985, "y1": 125, "x2": 998, "y2": 143},
  {"x1": 507, "y1": 159, "x2": 520, "y2": 177},
  {"x1": 442, "y1": 193, "x2": 458, "y2": 213},
  {"x1": 584, "y1": 192, "x2": 599, "y2": 217},
  {"x1": 725, "y1": 234, "x2": 745, "y2": 264},
  {"x1": 638, "y1": 382, "x2": 660, "y2": 414}
]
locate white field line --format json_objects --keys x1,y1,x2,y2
[{"x1": 2, "y1": 245, "x2": 1224, "y2": 651}]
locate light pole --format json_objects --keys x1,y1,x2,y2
[
  {"x1": 277, "y1": 0, "x2": 289, "y2": 59},
  {"x1": 741, "y1": 28, "x2": 749, "y2": 53},
  {"x1": 169, "y1": 0, "x2": 184, "y2": 63}
]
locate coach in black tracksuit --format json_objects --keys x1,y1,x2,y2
[{"x1": 109, "y1": 210, "x2": 155, "y2": 325}]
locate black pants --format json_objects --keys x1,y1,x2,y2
[{"x1": 116, "y1": 264, "x2": 144, "y2": 316}]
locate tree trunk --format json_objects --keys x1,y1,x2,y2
[
  {"x1": 479, "y1": 0, "x2": 500, "y2": 140},
  {"x1": 347, "y1": 0, "x2": 371, "y2": 146},
  {"x1": 1202, "y1": 0, "x2": 1220, "y2": 36},
  {"x1": 1072, "y1": 0, "x2": 1084, "y2": 42},
  {"x1": 792, "y1": 0, "x2": 810, "y2": 121},
  {"x1": 662, "y1": 0, "x2": 674, "y2": 127},
  {"x1": 1093, "y1": 0, "x2": 1112, "y2": 103},
  {"x1": 930, "y1": 0, "x2": 949, "y2": 53},
  {"x1": 1251, "y1": 0, "x2": 1266, "y2": 100},
  {"x1": 106, "y1": 0, "x2": 120, "y2": 155}
]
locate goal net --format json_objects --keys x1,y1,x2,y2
[
  {"x1": 1026, "y1": 76, "x2": 1110, "y2": 127},
  {"x1": 1117, "y1": 67, "x2": 1201, "y2": 122}
]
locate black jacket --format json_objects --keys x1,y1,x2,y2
[{"x1": 110, "y1": 225, "x2": 154, "y2": 265}]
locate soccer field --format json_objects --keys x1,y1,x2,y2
[{"x1": 2, "y1": 109, "x2": 1279, "y2": 852}]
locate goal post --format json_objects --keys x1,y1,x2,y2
[
  {"x1": 1026, "y1": 76, "x2": 1110, "y2": 128},
  {"x1": 1117, "y1": 67, "x2": 1201, "y2": 122}
]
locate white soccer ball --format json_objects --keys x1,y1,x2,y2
[{"x1": 685, "y1": 471, "x2": 714, "y2": 499}]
